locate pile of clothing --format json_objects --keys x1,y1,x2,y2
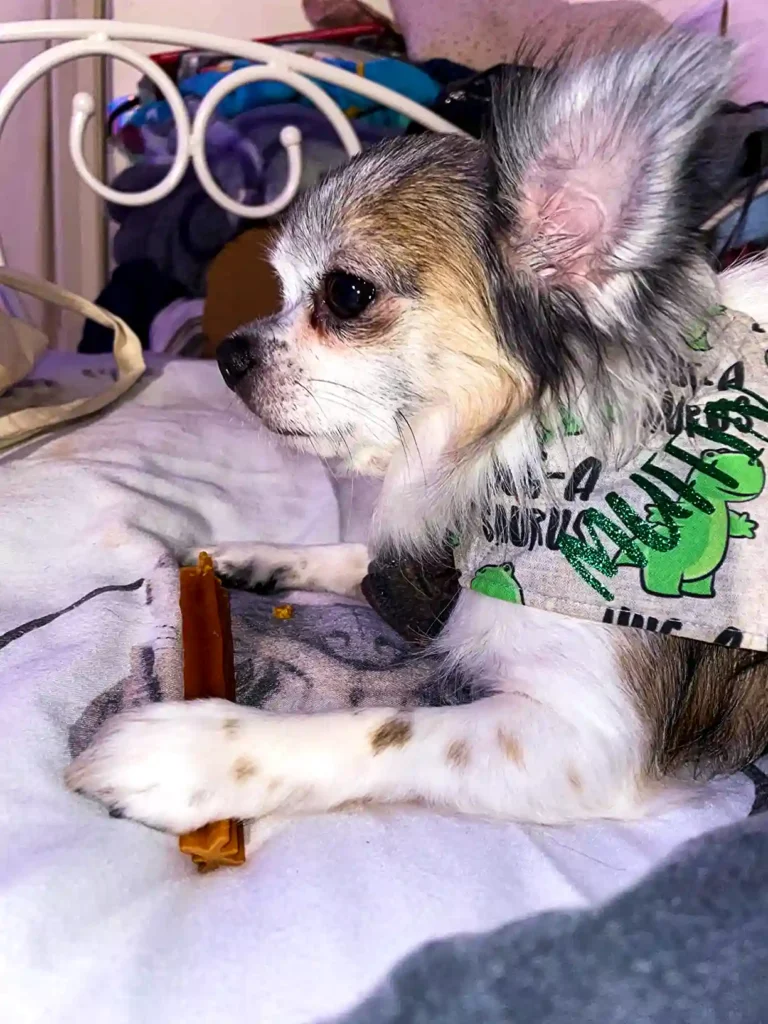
[{"x1": 83, "y1": 0, "x2": 768, "y2": 355}]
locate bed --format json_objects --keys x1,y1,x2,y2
[{"x1": 0, "y1": 18, "x2": 765, "y2": 1024}]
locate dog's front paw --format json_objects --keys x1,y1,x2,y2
[
  {"x1": 183, "y1": 543, "x2": 291, "y2": 593},
  {"x1": 65, "y1": 700, "x2": 270, "y2": 833}
]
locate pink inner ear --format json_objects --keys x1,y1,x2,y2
[
  {"x1": 498, "y1": 33, "x2": 732, "y2": 286},
  {"x1": 516, "y1": 152, "x2": 633, "y2": 285}
]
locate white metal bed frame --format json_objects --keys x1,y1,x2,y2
[
  {"x1": 0, "y1": 18, "x2": 761, "y2": 282},
  {"x1": 0, "y1": 18, "x2": 463, "y2": 231}
]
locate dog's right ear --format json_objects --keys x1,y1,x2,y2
[{"x1": 489, "y1": 32, "x2": 733, "y2": 291}]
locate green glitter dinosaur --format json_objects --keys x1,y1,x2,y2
[
  {"x1": 685, "y1": 304, "x2": 726, "y2": 352},
  {"x1": 470, "y1": 562, "x2": 525, "y2": 604},
  {"x1": 539, "y1": 408, "x2": 583, "y2": 446},
  {"x1": 614, "y1": 449, "x2": 764, "y2": 597}
]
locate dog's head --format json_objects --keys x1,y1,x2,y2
[
  {"x1": 219, "y1": 131, "x2": 499, "y2": 474},
  {"x1": 219, "y1": 33, "x2": 732, "y2": 490}
]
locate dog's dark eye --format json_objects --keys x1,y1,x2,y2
[{"x1": 322, "y1": 272, "x2": 376, "y2": 320}]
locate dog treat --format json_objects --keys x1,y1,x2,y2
[
  {"x1": 177, "y1": 552, "x2": 246, "y2": 872},
  {"x1": 272, "y1": 603, "x2": 294, "y2": 620}
]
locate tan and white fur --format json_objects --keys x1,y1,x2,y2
[{"x1": 68, "y1": 33, "x2": 768, "y2": 840}]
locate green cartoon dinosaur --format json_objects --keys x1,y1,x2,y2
[
  {"x1": 539, "y1": 408, "x2": 583, "y2": 446},
  {"x1": 615, "y1": 449, "x2": 764, "y2": 598},
  {"x1": 470, "y1": 562, "x2": 525, "y2": 604},
  {"x1": 685, "y1": 304, "x2": 726, "y2": 352}
]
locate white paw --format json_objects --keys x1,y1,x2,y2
[
  {"x1": 183, "y1": 543, "x2": 291, "y2": 592},
  {"x1": 66, "y1": 700, "x2": 276, "y2": 834}
]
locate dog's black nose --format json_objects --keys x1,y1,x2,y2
[{"x1": 217, "y1": 334, "x2": 258, "y2": 391}]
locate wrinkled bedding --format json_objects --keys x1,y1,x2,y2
[{"x1": 0, "y1": 355, "x2": 760, "y2": 1024}]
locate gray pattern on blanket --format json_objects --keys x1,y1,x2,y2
[
  {"x1": 229, "y1": 591, "x2": 437, "y2": 713},
  {"x1": 68, "y1": 589, "x2": 440, "y2": 758},
  {"x1": 69, "y1": 641, "x2": 180, "y2": 758}
]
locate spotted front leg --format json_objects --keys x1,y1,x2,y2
[
  {"x1": 67, "y1": 699, "x2": 427, "y2": 832},
  {"x1": 66, "y1": 688, "x2": 644, "y2": 833}
]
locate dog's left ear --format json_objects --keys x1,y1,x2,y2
[{"x1": 490, "y1": 32, "x2": 733, "y2": 288}]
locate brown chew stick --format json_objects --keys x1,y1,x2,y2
[{"x1": 178, "y1": 552, "x2": 246, "y2": 872}]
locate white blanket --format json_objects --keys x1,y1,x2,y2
[{"x1": 0, "y1": 355, "x2": 756, "y2": 1024}]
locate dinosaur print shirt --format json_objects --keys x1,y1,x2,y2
[{"x1": 454, "y1": 307, "x2": 768, "y2": 651}]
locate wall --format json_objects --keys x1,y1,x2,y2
[{"x1": 109, "y1": 0, "x2": 392, "y2": 99}]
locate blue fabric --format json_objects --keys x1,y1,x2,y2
[{"x1": 127, "y1": 57, "x2": 439, "y2": 132}]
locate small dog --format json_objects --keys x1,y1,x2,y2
[{"x1": 69, "y1": 32, "x2": 768, "y2": 838}]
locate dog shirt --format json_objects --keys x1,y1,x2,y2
[{"x1": 454, "y1": 307, "x2": 768, "y2": 651}]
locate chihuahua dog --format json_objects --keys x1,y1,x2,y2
[{"x1": 69, "y1": 32, "x2": 768, "y2": 839}]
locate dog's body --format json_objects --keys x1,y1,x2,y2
[{"x1": 69, "y1": 33, "x2": 768, "y2": 839}]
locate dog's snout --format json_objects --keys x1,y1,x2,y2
[{"x1": 217, "y1": 334, "x2": 258, "y2": 391}]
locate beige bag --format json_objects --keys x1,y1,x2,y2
[{"x1": 0, "y1": 267, "x2": 145, "y2": 450}]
